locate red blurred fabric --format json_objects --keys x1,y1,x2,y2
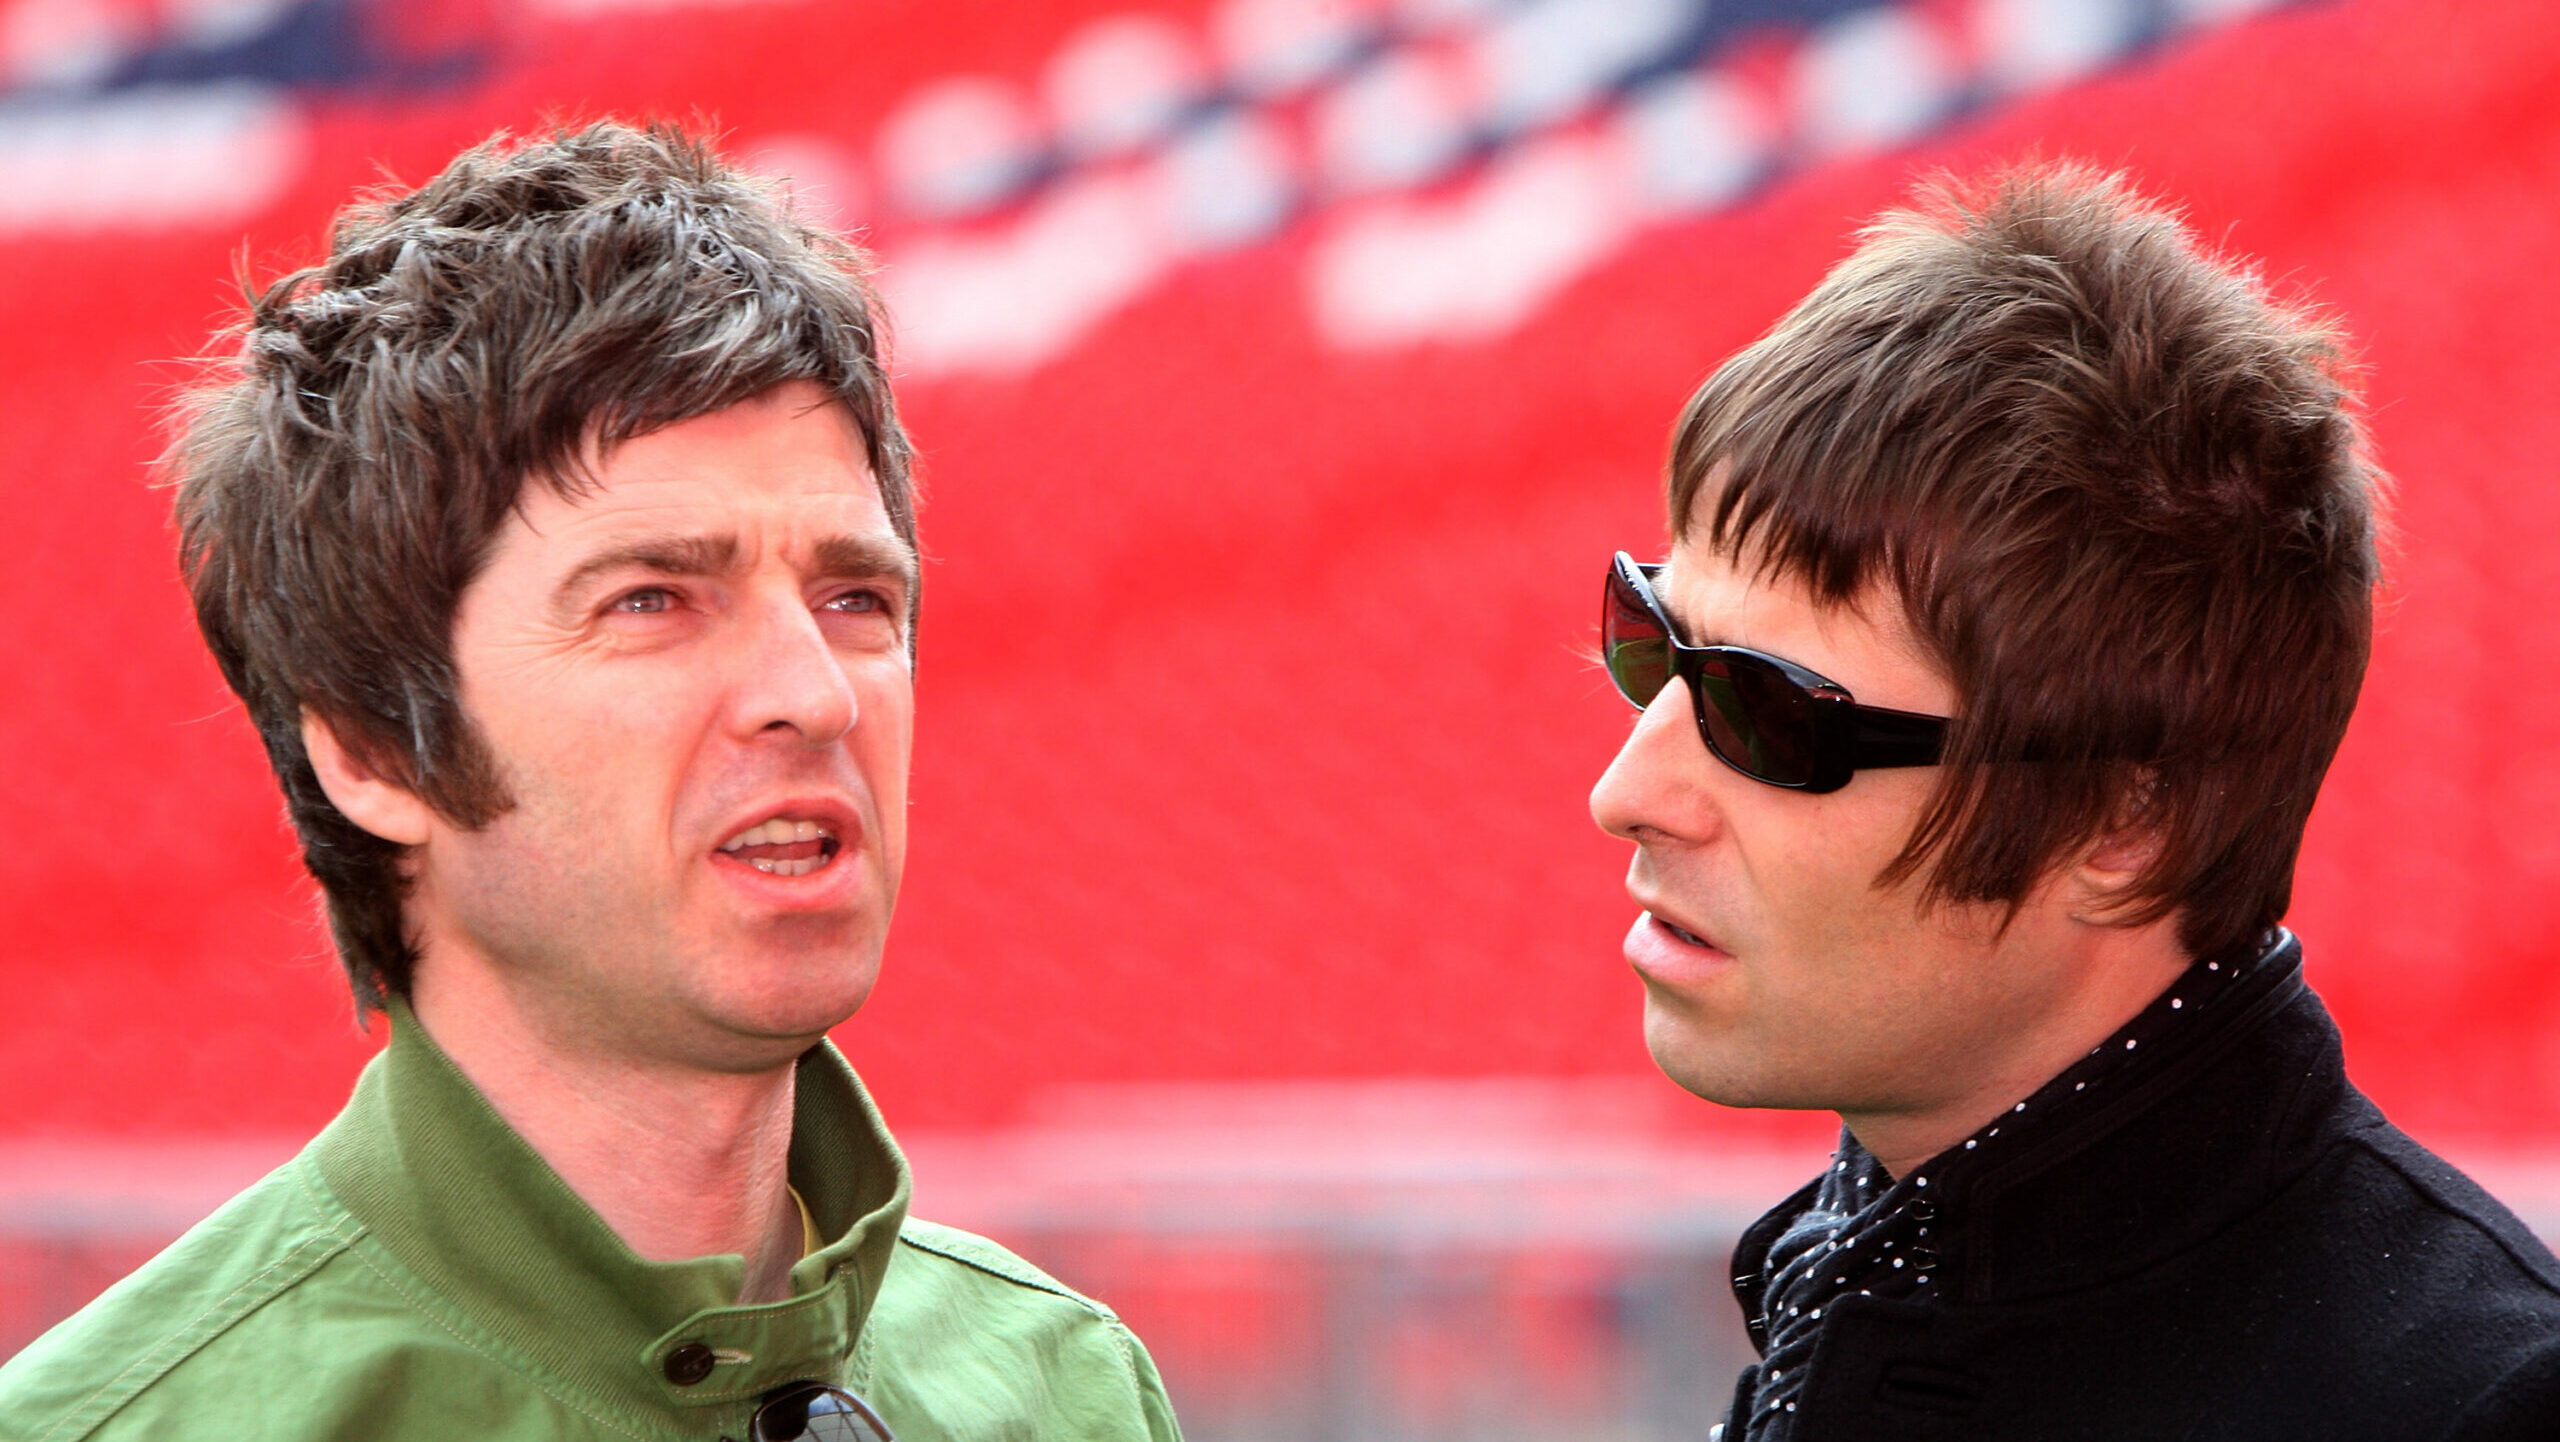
[{"x1": 1, "y1": 0, "x2": 2554, "y2": 1149}]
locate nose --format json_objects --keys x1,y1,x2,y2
[
  {"x1": 1591, "y1": 677, "x2": 1718, "y2": 844},
  {"x1": 731, "y1": 591, "x2": 858, "y2": 747}
]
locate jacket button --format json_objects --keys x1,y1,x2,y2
[{"x1": 664, "y1": 1342, "x2": 717, "y2": 1386}]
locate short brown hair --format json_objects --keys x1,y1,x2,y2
[
  {"x1": 173, "y1": 121, "x2": 915, "y2": 1011},
  {"x1": 1668, "y1": 162, "x2": 2381, "y2": 963}
]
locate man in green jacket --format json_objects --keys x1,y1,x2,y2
[{"x1": 0, "y1": 122, "x2": 1181, "y2": 1442}]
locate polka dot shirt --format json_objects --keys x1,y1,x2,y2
[{"x1": 1731, "y1": 933, "x2": 2277, "y2": 1439}]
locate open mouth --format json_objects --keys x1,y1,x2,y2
[
  {"x1": 1655, "y1": 914, "x2": 1714, "y2": 949},
  {"x1": 716, "y1": 817, "x2": 842, "y2": 878}
]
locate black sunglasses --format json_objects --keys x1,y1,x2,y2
[
  {"x1": 1603, "y1": 551, "x2": 1945, "y2": 792},
  {"x1": 748, "y1": 1381, "x2": 896, "y2": 1442}
]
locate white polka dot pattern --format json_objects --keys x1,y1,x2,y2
[{"x1": 1731, "y1": 931, "x2": 2282, "y2": 1438}]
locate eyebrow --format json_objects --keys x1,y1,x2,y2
[
  {"x1": 551, "y1": 531, "x2": 919, "y2": 615},
  {"x1": 552, "y1": 534, "x2": 739, "y2": 615},
  {"x1": 811, "y1": 534, "x2": 921, "y2": 591}
]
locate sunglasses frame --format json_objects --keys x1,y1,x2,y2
[
  {"x1": 1606, "y1": 551, "x2": 1946, "y2": 793},
  {"x1": 749, "y1": 1380, "x2": 897, "y2": 1442}
]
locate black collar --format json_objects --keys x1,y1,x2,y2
[{"x1": 1735, "y1": 933, "x2": 2349, "y2": 1315}]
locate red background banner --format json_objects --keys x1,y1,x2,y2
[{"x1": 2, "y1": 0, "x2": 2557, "y2": 1159}]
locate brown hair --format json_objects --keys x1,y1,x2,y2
[
  {"x1": 172, "y1": 120, "x2": 916, "y2": 1011},
  {"x1": 1668, "y1": 162, "x2": 2381, "y2": 963}
]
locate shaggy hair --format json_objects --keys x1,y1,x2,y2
[
  {"x1": 1668, "y1": 162, "x2": 2381, "y2": 963},
  {"x1": 172, "y1": 121, "x2": 915, "y2": 1010}
]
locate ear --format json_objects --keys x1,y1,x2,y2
[
  {"x1": 2066, "y1": 774, "x2": 2165, "y2": 924},
  {"x1": 301, "y1": 709, "x2": 437, "y2": 847}
]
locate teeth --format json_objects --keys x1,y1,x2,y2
[
  {"x1": 719, "y1": 817, "x2": 837, "y2": 853},
  {"x1": 747, "y1": 855, "x2": 825, "y2": 877}
]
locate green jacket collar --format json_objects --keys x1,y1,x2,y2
[{"x1": 311, "y1": 997, "x2": 911, "y2": 1423}]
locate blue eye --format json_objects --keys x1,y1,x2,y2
[
  {"x1": 823, "y1": 590, "x2": 887, "y2": 614},
  {"x1": 612, "y1": 587, "x2": 676, "y2": 614}
]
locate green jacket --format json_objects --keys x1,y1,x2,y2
[{"x1": 0, "y1": 1006, "x2": 1181, "y2": 1442}]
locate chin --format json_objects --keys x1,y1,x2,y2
[
  {"x1": 1642, "y1": 1003, "x2": 1787, "y2": 1110},
  {"x1": 675, "y1": 991, "x2": 870, "y2": 1076},
  {"x1": 689, "y1": 944, "x2": 879, "y2": 1047},
  {"x1": 1651, "y1": 1056, "x2": 1756, "y2": 1109},
  {"x1": 1645, "y1": 1014, "x2": 1737, "y2": 1105},
  {"x1": 737, "y1": 968, "x2": 875, "y2": 1038}
]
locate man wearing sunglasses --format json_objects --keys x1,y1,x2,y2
[
  {"x1": 0, "y1": 125, "x2": 1178, "y2": 1441},
  {"x1": 1591, "y1": 165, "x2": 2560, "y2": 1439}
]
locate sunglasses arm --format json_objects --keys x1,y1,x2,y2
[{"x1": 1846, "y1": 705, "x2": 1946, "y2": 770}]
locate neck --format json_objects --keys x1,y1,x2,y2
[
  {"x1": 407, "y1": 958, "x2": 808, "y2": 1304},
  {"x1": 1842, "y1": 918, "x2": 2194, "y2": 1180}
]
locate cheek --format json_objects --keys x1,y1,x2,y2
[
  {"x1": 853, "y1": 666, "x2": 915, "y2": 821},
  {"x1": 472, "y1": 652, "x2": 705, "y2": 766},
  {"x1": 1733, "y1": 776, "x2": 1941, "y2": 949},
  {"x1": 474, "y1": 668, "x2": 726, "y2": 859}
]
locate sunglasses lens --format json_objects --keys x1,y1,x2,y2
[
  {"x1": 1604, "y1": 555, "x2": 1841, "y2": 789},
  {"x1": 1695, "y1": 651, "x2": 1822, "y2": 787},
  {"x1": 754, "y1": 1384, "x2": 896, "y2": 1442},
  {"x1": 1604, "y1": 566, "x2": 1674, "y2": 707}
]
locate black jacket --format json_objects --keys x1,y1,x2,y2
[{"x1": 1724, "y1": 943, "x2": 2560, "y2": 1440}]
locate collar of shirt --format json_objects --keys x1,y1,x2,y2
[
  {"x1": 790, "y1": 1185, "x2": 823, "y2": 1259},
  {"x1": 308, "y1": 996, "x2": 912, "y2": 1425},
  {"x1": 1729, "y1": 930, "x2": 2308, "y2": 1437}
]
